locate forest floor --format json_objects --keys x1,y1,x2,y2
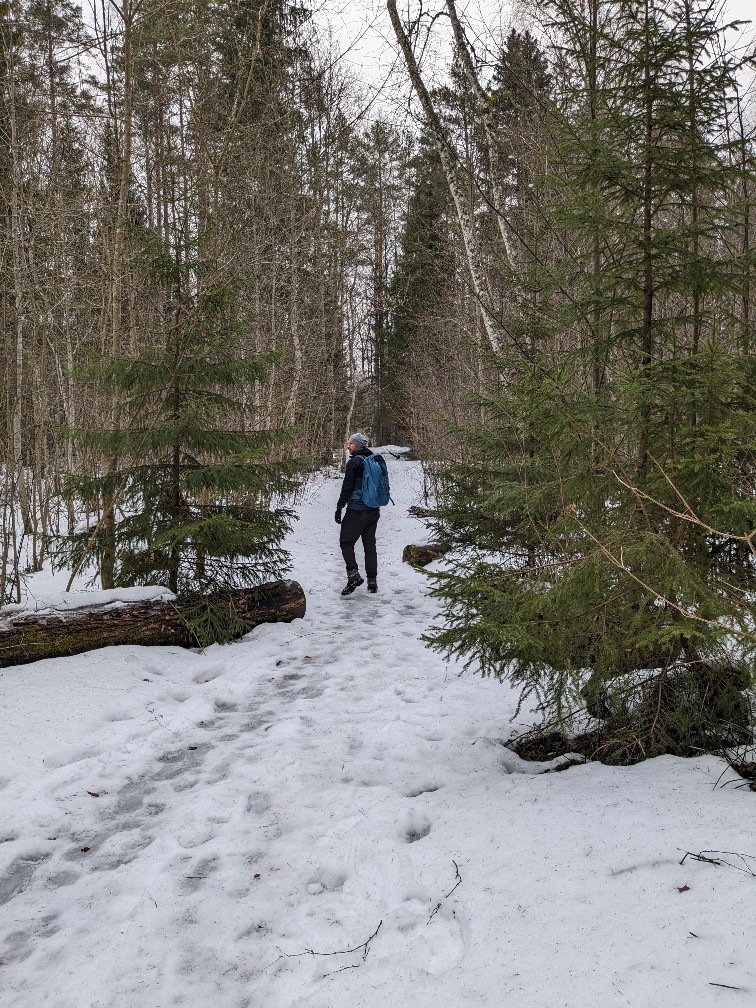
[{"x1": 1, "y1": 457, "x2": 755, "y2": 1008}]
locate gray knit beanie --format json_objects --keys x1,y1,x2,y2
[{"x1": 349, "y1": 432, "x2": 369, "y2": 450}]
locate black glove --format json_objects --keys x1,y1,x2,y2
[{"x1": 334, "y1": 509, "x2": 342, "y2": 525}]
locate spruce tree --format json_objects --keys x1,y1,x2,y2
[
  {"x1": 57, "y1": 238, "x2": 298, "y2": 630},
  {"x1": 386, "y1": 133, "x2": 453, "y2": 443},
  {"x1": 426, "y1": 0, "x2": 756, "y2": 761},
  {"x1": 352, "y1": 118, "x2": 413, "y2": 445}
]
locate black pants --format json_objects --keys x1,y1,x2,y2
[{"x1": 340, "y1": 507, "x2": 380, "y2": 578}]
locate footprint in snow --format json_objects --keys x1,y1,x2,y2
[
  {"x1": 393, "y1": 685, "x2": 422, "y2": 704},
  {"x1": 404, "y1": 782, "x2": 443, "y2": 798},
  {"x1": 62, "y1": 828, "x2": 109, "y2": 861},
  {"x1": 141, "y1": 662, "x2": 166, "y2": 678},
  {"x1": 43, "y1": 745, "x2": 96, "y2": 771},
  {"x1": 179, "y1": 854, "x2": 220, "y2": 893},
  {"x1": 241, "y1": 712, "x2": 273, "y2": 731},
  {"x1": 306, "y1": 869, "x2": 346, "y2": 895},
  {"x1": 89, "y1": 829, "x2": 156, "y2": 871},
  {"x1": 192, "y1": 664, "x2": 225, "y2": 684},
  {"x1": 295, "y1": 684, "x2": 324, "y2": 699},
  {"x1": 0, "y1": 851, "x2": 51, "y2": 906},
  {"x1": 382, "y1": 897, "x2": 465, "y2": 975},
  {"x1": 246, "y1": 790, "x2": 273, "y2": 815},
  {"x1": 278, "y1": 672, "x2": 304, "y2": 684},
  {"x1": 399, "y1": 810, "x2": 432, "y2": 844},
  {"x1": 114, "y1": 779, "x2": 156, "y2": 815},
  {"x1": 150, "y1": 743, "x2": 209, "y2": 783},
  {"x1": 213, "y1": 700, "x2": 239, "y2": 714},
  {"x1": 44, "y1": 868, "x2": 80, "y2": 889},
  {"x1": 0, "y1": 913, "x2": 59, "y2": 964}
]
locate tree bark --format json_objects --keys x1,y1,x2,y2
[
  {"x1": 402, "y1": 543, "x2": 448, "y2": 568},
  {"x1": 0, "y1": 581, "x2": 306, "y2": 668}
]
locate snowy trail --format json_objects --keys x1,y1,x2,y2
[{"x1": 1, "y1": 459, "x2": 755, "y2": 1008}]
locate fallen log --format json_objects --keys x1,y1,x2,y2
[
  {"x1": 0, "y1": 580, "x2": 306, "y2": 668},
  {"x1": 407, "y1": 505, "x2": 437, "y2": 519},
  {"x1": 402, "y1": 543, "x2": 448, "y2": 568}
]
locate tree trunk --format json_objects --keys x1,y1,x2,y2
[
  {"x1": 386, "y1": 0, "x2": 501, "y2": 354},
  {"x1": 0, "y1": 580, "x2": 306, "y2": 668}
]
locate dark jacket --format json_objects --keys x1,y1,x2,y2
[{"x1": 337, "y1": 447, "x2": 375, "y2": 511}]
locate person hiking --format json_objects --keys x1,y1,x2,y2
[{"x1": 334, "y1": 433, "x2": 386, "y2": 596}]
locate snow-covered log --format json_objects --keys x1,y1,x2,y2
[{"x1": 0, "y1": 581, "x2": 306, "y2": 668}]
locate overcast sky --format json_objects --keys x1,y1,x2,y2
[
  {"x1": 321, "y1": 1, "x2": 754, "y2": 81},
  {"x1": 318, "y1": 0, "x2": 755, "y2": 121},
  {"x1": 728, "y1": 0, "x2": 754, "y2": 22}
]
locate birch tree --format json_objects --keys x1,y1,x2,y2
[{"x1": 387, "y1": 0, "x2": 502, "y2": 352}]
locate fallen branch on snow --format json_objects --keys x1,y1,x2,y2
[
  {"x1": 273, "y1": 919, "x2": 383, "y2": 970},
  {"x1": 446, "y1": 859, "x2": 463, "y2": 898},
  {"x1": 679, "y1": 850, "x2": 756, "y2": 876},
  {"x1": 427, "y1": 860, "x2": 463, "y2": 924}
]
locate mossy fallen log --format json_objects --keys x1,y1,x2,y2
[
  {"x1": 402, "y1": 543, "x2": 448, "y2": 568},
  {"x1": 0, "y1": 580, "x2": 306, "y2": 668}
]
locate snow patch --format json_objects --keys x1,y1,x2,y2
[
  {"x1": 0, "y1": 459, "x2": 753, "y2": 1008},
  {"x1": 1, "y1": 585, "x2": 175, "y2": 619}
]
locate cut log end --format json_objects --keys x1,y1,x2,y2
[{"x1": 402, "y1": 544, "x2": 448, "y2": 568}]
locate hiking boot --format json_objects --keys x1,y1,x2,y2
[
  {"x1": 367, "y1": 578, "x2": 378, "y2": 593},
  {"x1": 340, "y1": 570, "x2": 364, "y2": 596}
]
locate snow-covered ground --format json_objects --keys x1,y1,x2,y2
[{"x1": 1, "y1": 458, "x2": 754, "y2": 1008}]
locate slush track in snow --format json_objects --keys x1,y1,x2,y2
[{"x1": 1, "y1": 459, "x2": 754, "y2": 1007}]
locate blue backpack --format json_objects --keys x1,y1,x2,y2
[{"x1": 359, "y1": 453, "x2": 393, "y2": 508}]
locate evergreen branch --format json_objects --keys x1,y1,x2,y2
[
  {"x1": 63, "y1": 420, "x2": 157, "y2": 593},
  {"x1": 612, "y1": 456, "x2": 756, "y2": 558},
  {"x1": 559, "y1": 420, "x2": 655, "y2": 533},
  {"x1": 564, "y1": 505, "x2": 755, "y2": 644},
  {"x1": 63, "y1": 366, "x2": 182, "y2": 592}
]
